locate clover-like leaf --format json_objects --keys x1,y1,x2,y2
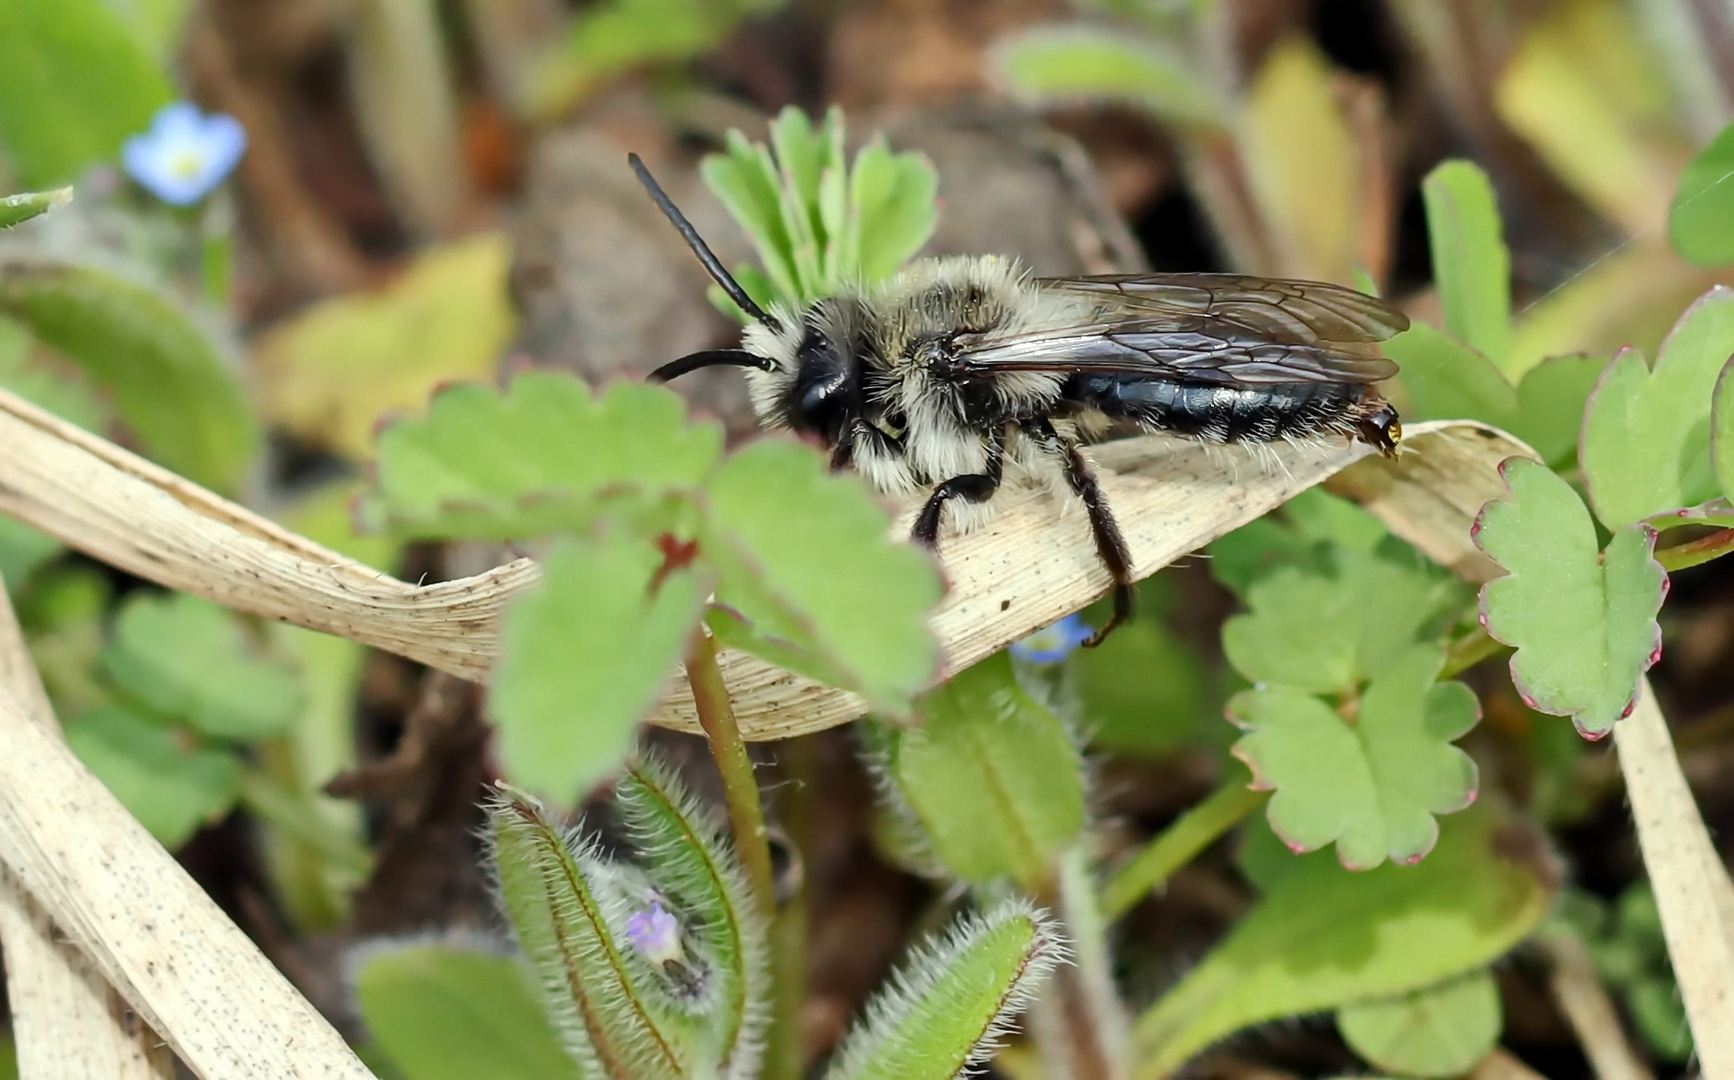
[
  {"x1": 1385, "y1": 323, "x2": 1517, "y2": 428},
  {"x1": 65, "y1": 705, "x2": 240, "y2": 849},
  {"x1": 353, "y1": 943, "x2": 581, "y2": 1080},
  {"x1": 0, "y1": 188, "x2": 73, "y2": 230},
  {"x1": 1135, "y1": 804, "x2": 1550, "y2": 1072},
  {"x1": 1337, "y1": 970, "x2": 1502, "y2": 1078},
  {"x1": 821, "y1": 898, "x2": 1067, "y2": 1080},
  {"x1": 102, "y1": 592, "x2": 305, "y2": 741},
  {"x1": 1510, "y1": 352, "x2": 1605, "y2": 466},
  {"x1": 1423, "y1": 161, "x2": 1512, "y2": 372},
  {"x1": 365, "y1": 371, "x2": 722, "y2": 539},
  {"x1": 1477, "y1": 458, "x2": 1666, "y2": 737},
  {"x1": 866, "y1": 652, "x2": 1086, "y2": 889},
  {"x1": 992, "y1": 25, "x2": 1228, "y2": 130},
  {"x1": 1229, "y1": 645, "x2": 1479, "y2": 870},
  {"x1": 1669, "y1": 119, "x2": 1734, "y2": 268},
  {"x1": 488, "y1": 532, "x2": 707, "y2": 800},
  {"x1": 1581, "y1": 287, "x2": 1734, "y2": 527},
  {"x1": 700, "y1": 439, "x2": 941, "y2": 720}
]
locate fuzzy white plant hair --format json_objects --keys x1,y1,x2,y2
[{"x1": 821, "y1": 897, "x2": 1072, "y2": 1080}]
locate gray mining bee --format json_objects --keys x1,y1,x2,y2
[{"x1": 628, "y1": 153, "x2": 1407, "y2": 646}]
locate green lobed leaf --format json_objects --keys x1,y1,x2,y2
[
  {"x1": 867, "y1": 652, "x2": 1086, "y2": 889},
  {"x1": 0, "y1": 188, "x2": 73, "y2": 230},
  {"x1": 488, "y1": 532, "x2": 706, "y2": 801},
  {"x1": 1581, "y1": 287, "x2": 1734, "y2": 528},
  {"x1": 1422, "y1": 161, "x2": 1513, "y2": 372},
  {"x1": 1669, "y1": 119, "x2": 1734, "y2": 268},
  {"x1": 1476, "y1": 458, "x2": 1667, "y2": 737},
  {"x1": 1208, "y1": 487, "x2": 1387, "y2": 599},
  {"x1": 1134, "y1": 804, "x2": 1550, "y2": 1073},
  {"x1": 849, "y1": 140, "x2": 939, "y2": 285},
  {"x1": 821, "y1": 899, "x2": 1066, "y2": 1080},
  {"x1": 1509, "y1": 352, "x2": 1606, "y2": 466},
  {"x1": 0, "y1": 259, "x2": 259, "y2": 493},
  {"x1": 102, "y1": 592, "x2": 305, "y2": 741},
  {"x1": 1715, "y1": 357, "x2": 1734, "y2": 501},
  {"x1": 992, "y1": 26, "x2": 1228, "y2": 130},
  {"x1": 702, "y1": 132, "x2": 802, "y2": 309},
  {"x1": 0, "y1": 0, "x2": 173, "y2": 187},
  {"x1": 353, "y1": 944, "x2": 580, "y2": 1080},
  {"x1": 366, "y1": 371, "x2": 723, "y2": 540},
  {"x1": 769, "y1": 106, "x2": 830, "y2": 298},
  {"x1": 1386, "y1": 324, "x2": 1517, "y2": 428},
  {"x1": 701, "y1": 439, "x2": 941, "y2": 720},
  {"x1": 1229, "y1": 645, "x2": 1479, "y2": 870},
  {"x1": 1337, "y1": 970, "x2": 1502, "y2": 1078},
  {"x1": 64, "y1": 704, "x2": 240, "y2": 849}
]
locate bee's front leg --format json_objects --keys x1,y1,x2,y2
[{"x1": 910, "y1": 426, "x2": 1007, "y2": 547}]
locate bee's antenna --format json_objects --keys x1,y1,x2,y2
[
  {"x1": 628, "y1": 153, "x2": 775, "y2": 327},
  {"x1": 649, "y1": 349, "x2": 775, "y2": 383}
]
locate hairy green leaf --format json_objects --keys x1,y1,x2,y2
[
  {"x1": 102, "y1": 592, "x2": 304, "y2": 741},
  {"x1": 0, "y1": 188, "x2": 73, "y2": 230},
  {"x1": 1135, "y1": 804, "x2": 1549, "y2": 1073},
  {"x1": 1477, "y1": 458, "x2": 1666, "y2": 737},
  {"x1": 1581, "y1": 287, "x2": 1734, "y2": 527},
  {"x1": 1229, "y1": 645, "x2": 1479, "y2": 870},
  {"x1": 1385, "y1": 323, "x2": 1517, "y2": 427},
  {"x1": 489, "y1": 533, "x2": 705, "y2": 801},
  {"x1": 1510, "y1": 352, "x2": 1605, "y2": 466},
  {"x1": 868, "y1": 652, "x2": 1085, "y2": 889},
  {"x1": 1670, "y1": 119, "x2": 1734, "y2": 267},
  {"x1": 992, "y1": 26, "x2": 1228, "y2": 130},
  {"x1": 1337, "y1": 970, "x2": 1501, "y2": 1078},
  {"x1": 0, "y1": 259, "x2": 259, "y2": 493},
  {"x1": 354, "y1": 944, "x2": 580, "y2": 1080},
  {"x1": 65, "y1": 705, "x2": 240, "y2": 848},
  {"x1": 1423, "y1": 161, "x2": 1512, "y2": 371},
  {"x1": 822, "y1": 899, "x2": 1066, "y2": 1080}
]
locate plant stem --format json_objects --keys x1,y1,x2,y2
[
  {"x1": 1101, "y1": 776, "x2": 1268, "y2": 920},
  {"x1": 1656, "y1": 526, "x2": 1734, "y2": 571},
  {"x1": 1441, "y1": 625, "x2": 1512, "y2": 679},
  {"x1": 763, "y1": 737, "x2": 816, "y2": 1080},
  {"x1": 685, "y1": 626, "x2": 777, "y2": 925}
]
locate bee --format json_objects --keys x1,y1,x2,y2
[{"x1": 628, "y1": 154, "x2": 1407, "y2": 646}]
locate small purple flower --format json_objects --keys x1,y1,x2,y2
[
  {"x1": 625, "y1": 901, "x2": 684, "y2": 966},
  {"x1": 1009, "y1": 613, "x2": 1094, "y2": 664},
  {"x1": 122, "y1": 103, "x2": 247, "y2": 206}
]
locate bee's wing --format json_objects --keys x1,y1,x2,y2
[{"x1": 957, "y1": 273, "x2": 1408, "y2": 385}]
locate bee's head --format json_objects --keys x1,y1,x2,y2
[{"x1": 758, "y1": 303, "x2": 864, "y2": 446}]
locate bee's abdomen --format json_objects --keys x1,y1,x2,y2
[{"x1": 1063, "y1": 374, "x2": 1376, "y2": 443}]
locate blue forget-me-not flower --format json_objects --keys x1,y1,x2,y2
[
  {"x1": 1009, "y1": 613, "x2": 1094, "y2": 664},
  {"x1": 122, "y1": 103, "x2": 247, "y2": 206}
]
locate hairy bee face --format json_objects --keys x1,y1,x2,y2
[{"x1": 744, "y1": 295, "x2": 882, "y2": 447}]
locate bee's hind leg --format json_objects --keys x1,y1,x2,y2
[
  {"x1": 1028, "y1": 419, "x2": 1134, "y2": 648},
  {"x1": 911, "y1": 427, "x2": 1007, "y2": 547}
]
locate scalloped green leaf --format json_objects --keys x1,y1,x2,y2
[
  {"x1": 702, "y1": 130, "x2": 801, "y2": 308},
  {"x1": 64, "y1": 704, "x2": 240, "y2": 849},
  {"x1": 849, "y1": 138, "x2": 938, "y2": 285},
  {"x1": 365, "y1": 371, "x2": 723, "y2": 539},
  {"x1": 1423, "y1": 161, "x2": 1512, "y2": 371},
  {"x1": 1229, "y1": 645, "x2": 1479, "y2": 871},
  {"x1": 102, "y1": 592, "x2": 305, "y2": 742},
  {"x1": 0, "y1": 259, "x2": 259, "y2": 493},
  {"x1": 1510, "y1": 352, "x2": 1605, "y2": 466},
  {"x1": 1135, "y1": 804, "x2": 1550, "y2": 1072},
  {"x1": 354, "y1": 944, "x2": 581, "y2": 1080},
  {"x1": 0, "y1": 188, "x2": 72, "y2": 230},
  {"x1": 993, "y1": 25, "x2": 1228, "y2": 130},
  {"x1": 1715, "y1": 357, "x2": 1734, "y2": 501},
  {"x1": 1385, "y1": 323, "x2": 1517, "y2": 427},
  {"x1": 1581, "y1": 287, "x2": 1734, "y2": 528},
  {"x1": 700, "y1": 439, "x2": 942, "y2": 720},
  {"x1": 488, "y1": 532, "x2": 706, "y2": 801},
  {"x1": 1337, "y1": 970, "x2": 1502, "y2": 1078},
  {"x1": 1476, "y1": 457, "x2": 1666, "y2": 737},
  {"x1": 1669, "y1": 119, "x2": 1734, "y2": 268},
  {"x1": 867, "y1": 651, "x2": 1086, "y2": 889}
]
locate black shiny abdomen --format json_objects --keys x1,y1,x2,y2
[{"x1": 1062, "y1": 374, "x2": 1364, "y2": 442}]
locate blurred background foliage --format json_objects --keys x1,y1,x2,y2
[{"x1": 3, "y1": 0, "x2": 1734, "y2": 1076}]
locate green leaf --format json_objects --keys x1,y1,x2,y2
[
  {"x1": 821, "y1": 899, "x2": 1066, "y2": 1080},
  {"x1": 1135, "y1": 804, "x2": 1550, "y2": 1072},
  {"x1": 0, "y1": 188, "x2": 73, "y2": 229},
  {"x1": 0, "y1": 0, "x2": 173, "y2": 187},
  {"x1": 1071, "y1": 614, "x2": 1211, "y2": 756},
  {"x1": 102, "y1": 592, "x2": 305, "y2": 741},
  {"x1": 0, "y1": 259, "x2": 259, "y2": 493},
  {"x1": 1670, "y1": 119, "x2": 1734, "y2": 267},
  {"x1": 354, "y1": 944, "x2": 580, "y2": 1080},
  {"x1": 1476, "y1": 458, "x2": 1666, "y2": 737},
  {"x1": 702, "y1": 131, "x2": 802, "y2": 308},
  {"x1": 849, "y1": 140, "x2": 938, "y2": 285},
  {"x1": 868, "y1": 652, "x2": 1086, "y2": 889},
  {"x1": 1581, "y1": 287, "x2": 1734, "y2": 527},
  {"x1": 488, "y1": 532, "x2": 705, "y2": 801},
  {"x1": 1229, "y1": 645, "x2": 1479, "y2": 870},
  {"x1": 64, "y1": 705, "x2": 240, "y2": 848},
  {"x1": 1422, "y1": 161, "x2": 1512, "y2": 372},
  {"x1": 1627, "y1": 974, "x2": 1693, "y2": 1061},
  {"x1": 364, "y1": 371, "x2": 723, "y2": 539},
  {"x1": 1385, "y1": 324, "x2": 1517, "y2": 427},
  {"x1": 701, "y1": 439, "x2": 941, "y2": 719},
  {"x1": 1337, "y1": 970, "x2": 1502, "y2": 1078},
  {"x1": 993, "y1": 26, "x2": 1228, "y2": 130},
  {"x1": 1509, "y1": 352, "x2": 1606, "y2": 466},
  {"x1": 1715, "y1": 356, "x2": 1734, "y2": 501}
]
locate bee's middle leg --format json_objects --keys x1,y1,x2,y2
[{"x1": 911, "y1": 426, "x2": 1007, "y2": 546}]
